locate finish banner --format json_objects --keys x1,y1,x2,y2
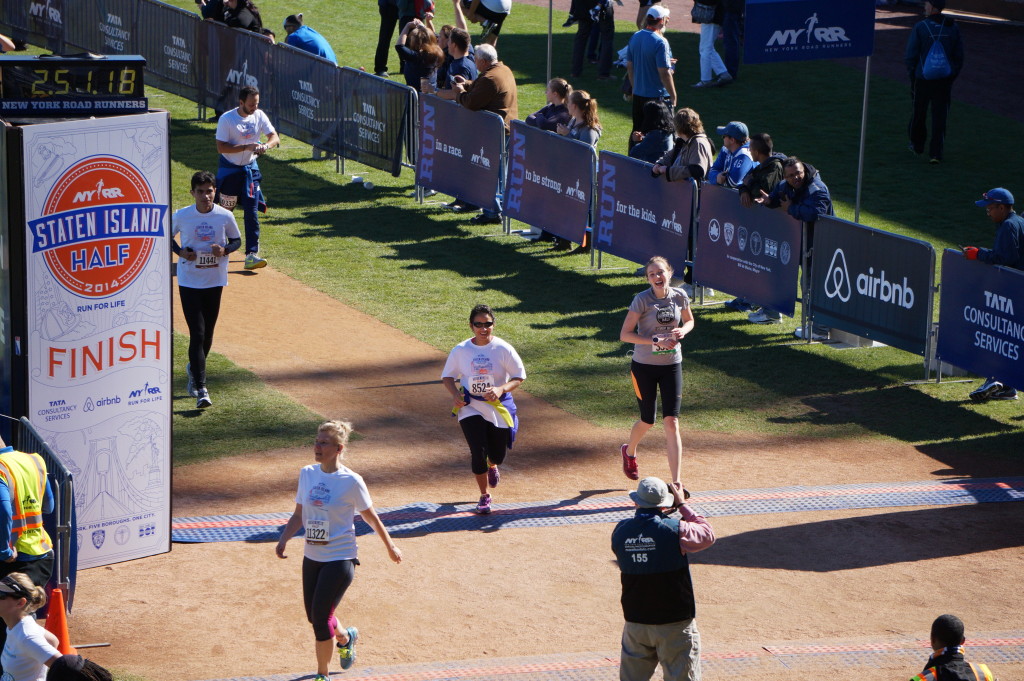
[
  {"x1": 504, "y1": 121, "x2": 594, "y2": 243},
  {"x1": 417, "y1": 95, "x2": 503, "y2": 211},
  {"x1": 200, "y1": 21, "x2": 274, "y2": 115},
  {"x1": 693, "y1": 184, "x2": 801, "y2": 317},
  {"x1": 593, "y1": 152, "x2": 692, "y2": 273},
  {"x1": 273, "y1": 43, "x2": 340, "y2": 152},
  {"x1": 937, "y1": 250, "x2": 1024, "y2": 390},
  {"x1": 810, "y1": 215, "x2": 934, "y2": 355},
  {"x1": 340, "y1": 67, "x2": 412, "y2": 178},
  {"x1": 21, "y1": 112, "x2": 172, "y2": 569},
  {"x1": 135, "y1": 0, "x2": 201, "y2": 101},
  {"x1": 744, "y1": 0, "x2": 875, "y2": 64},
  {"x1": 65, "y1": 0, "x2": 137, "y2": 55}
]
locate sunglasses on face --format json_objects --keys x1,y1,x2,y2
[
  {"x1": 472, "y1": 321, "x2": 494, "y2": 328},
  {"x1": 0, "y1": 591, "x2": 26, "y2": 600}
]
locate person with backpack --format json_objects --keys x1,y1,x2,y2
[{"x1": 904, "y1": 0, "x2": 964, "y2": 164}]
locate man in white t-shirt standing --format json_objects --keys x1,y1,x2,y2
[
  {"x1": 172, "y1": 171, "x2": 242, "y2": 409},
  {"x1": 215, "y1": 85, "x2": 279, "y2": 270}
]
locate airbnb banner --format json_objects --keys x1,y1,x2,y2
[
  {"x1": 21, "y1": 113, "x2": 172, "y2": 569},
  {"x1": 810, "y1": 216, "x2": 934, "y2": 355}
]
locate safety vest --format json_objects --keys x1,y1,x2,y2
[
  {"x1": 911, "y1": 661, "x2": 995, "y2": 681},
  {"x1": 0, "y1": 451, "x2": 53, "y2": 557}
]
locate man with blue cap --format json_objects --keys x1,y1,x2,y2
[
  {"x1": 964, "y1": 187, "x2": 1023, "y2": 402},
  {"x1": 611, "y1": 477, "x2": 714, "y2": 681}
]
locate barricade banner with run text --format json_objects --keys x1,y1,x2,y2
[
  {"x1": 272, "y1": 43, "x2": 340, "y2": 152},
  {"x1": 135, "y1": 1, "x2": 202, "y2": 101},
  {"x1": 692, "y1": 184, "x2": 801, "y2": 317},
  {"x1": 810, "y1": 215, "x2": 934, "y2": 355},
  {"x1": 744, "y1": 0, "x2": 875, "y2": 64},
  {"x1": 593, "y1": 152, "x2": 692, "y2": 273},
  {"x1": 417, "y1": 95, "x2": 504, "y2": 211},
  {"x1": 937, "y1": 251, "x2": 1024, "y2": 390},
  {"x1": 504, "y1": 121, "x2": 594, "y2": 243},
  {"x1": 21, "y1": 112, "x2": 172, "y2": 569},
  {"x1": 64, "y1": 0, "x2": 137, "y2": 55},
  {"x1": 340, "y1": 68, "x2": 412, "y2": 177}
]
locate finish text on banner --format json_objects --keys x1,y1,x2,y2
[
  {"x1": 273, "y1": 44, "x2": 340, "y2": 152},
  {"x1": 693, "y1": 184, "x2": 801, "y2": 317},
  {"x1": 744, "y1": 0, "x2": 875, "y2": 64},
  {"x1": 504, "y1": 121, "x2": 594, "y2": 242},
  {"x1": 417, "y1": 95, "x2": 504, "y2": 211},
  {"x1": 340, "y1": 67, "x2": 411, "y2": 177},
  {"x1": 938, "y1": 251, "x2": 1024, "y2": 389},
  {"x1": 594, "y1": 152, "x2": 691, "y2": 272},
  {"x1": 21, "y1": 112, "x2": 172, "y2": 569},
  {"x1": 810, "y1": 216, "x2": 934, "y2": 355}
]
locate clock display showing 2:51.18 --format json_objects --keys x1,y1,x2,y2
[{"x1": 0, "y1": 55, "x2": 148, "y2": 115}]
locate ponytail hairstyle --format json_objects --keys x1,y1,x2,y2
[
  {"x1": 570, "y1": 90, "x2": 600, "y2": 130},
  {"x1": 0, "y1": 573, "x2": 47, "y2": 614}
]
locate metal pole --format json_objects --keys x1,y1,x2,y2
[
  {"x1": 547, "y1": 0, "x2": 553, "y2": 85},
  {"x1": 855, "y1": 55, "x2": 870, "y2": 223}
]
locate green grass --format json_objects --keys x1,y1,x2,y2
[
  {"x1": 33, "y1": 0, "x2": 1022, "y2": 458},
  {"x1": 171, "y1": 332, "x2": 323, "y2": 465}
]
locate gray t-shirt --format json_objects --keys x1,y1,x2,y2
[{"x1": 628, "y1": 287, "x2": 690, "y2": 365}]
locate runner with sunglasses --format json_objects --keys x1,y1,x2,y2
[
  {"x1": 0, "y1": 573, "x2": 59, "y2": 681},
  {"x1": 442, "y1": 304, "x2": 526, "y2": 514}
]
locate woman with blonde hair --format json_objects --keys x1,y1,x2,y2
[
  {"x1": 525, "y1": 77, "x2": 572, "y2": 132},
  {"x1": 276, "y1": 421, "x2": 402, "y2": 681},
  {"x1": 618, "y1": 256, "x2": 695, "y2": 492},
  {"x1": 0, "y1": 573, "x2": 60, "y2": 681},
  {"x1": 557, "y1": 90, "x2": 602, "y2": 147}
]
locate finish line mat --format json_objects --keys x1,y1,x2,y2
[
  {"x1": 172, "y1": 477, "x2": 1024, "y2": 543},
  {"x1": 193, "y1": 634, "x2": 1024, "y2": 681}
]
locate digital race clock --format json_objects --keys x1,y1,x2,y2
[{"x1": 0, "y1": 54, "x2": 148, "y2": 117}]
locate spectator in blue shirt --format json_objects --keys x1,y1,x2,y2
[
  {"x1": 707, "y1": 120, "x2": 753, "y2": 189},
  {"x1": 283, "y1": 13, "x2": 337, "y2": 65},
  {"x1": 625, "y1": 5, "x2": 675, "y2": 150}
]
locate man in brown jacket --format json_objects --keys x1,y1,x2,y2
[{"x1": 440, "y1": 42, "x2": 517, "y2": 224}]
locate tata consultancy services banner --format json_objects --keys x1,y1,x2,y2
[
  {"x1": 693, "y1": 184, "x2": 801, "y2": 317},
  {"x1": 504, "y1": 121, "x2": 594, "y2": 243},
  {"x1": 745, "y1": 0, "x2": 875, "y2": 64},
  {"x1": 593, "y1": 152, "x2": 692, "y2": 273},
  {"x1": 21, "y1": 113, "x2": 171, "y2": 569},
  {"x1": 810, "y1": 216, "x2": 933, "y2": 355},
  {"x1": 937, "y1": 250, "x2": 1024, "y2": 390}
]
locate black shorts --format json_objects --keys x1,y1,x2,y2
[
  {"x1": 630, "y1": 360, "x2": 682, "y2": 424},
  {"x1": 462, "y1": 0, "x2": 508, "y2": 33}
]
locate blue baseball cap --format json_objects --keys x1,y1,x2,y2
[
  {"x1": 716, "y1": 121, "x2": 749, "y2": 140},
  {"x1": 975, "y1": 188, "x2": 1014, "y2": 207}
]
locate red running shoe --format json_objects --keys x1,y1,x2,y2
[{"x1": 621, "y1": 444, "x2": 639, "y2": 480}]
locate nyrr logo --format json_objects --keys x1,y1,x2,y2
[
  {"x1": 29, "y1": 155, "x2": 167, "y2": 298},
  {"x1": 226, "y1": 60, "x2": 258, "y2": 87},
  {"x1": 29, "y1": 0, "x2": 62, "y2": 23},
  {"x1": 564, "y1": 179, "x2": 587, "y2": 202},
  {"x1": 767, "y1": 12, "x2": 850, "y2": 47},
  {"x1": 660, "y1": 211, "x2": 683, "y2": 234},
  {"x1": 470, "y1": 146, "x2": 491, "y2": 169},
  {"x1": 824, "y1": 248, "x2": 915, "y2": 309}
]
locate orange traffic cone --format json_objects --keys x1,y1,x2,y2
[{"x1": 44, "y1": 587, "x2": 77, "y2": 655}]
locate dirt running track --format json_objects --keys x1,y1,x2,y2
[{"x1": 63, "y1": 263, "x2": 1023, "y2": 681}]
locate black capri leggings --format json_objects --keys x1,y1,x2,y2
[
  {"x1": 302, "y1": 557, "x2": 357, "y2": 641},
  {"x1": 630, "y1": 360, "x2": 682, "y2": 424},
  {"x1": 178, "y1": 285, "x2": 223, "y2": 389},
  {"x1": 459, "y1": 414, "x2": 508, "y2": 475}
]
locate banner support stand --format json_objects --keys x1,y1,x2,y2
[
  {"x1": 546, "y1": 0, "x2": 553, "y2": 85},
  {"x1": 854, "y1": 55, "x2": 870, "y2": 223}
]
